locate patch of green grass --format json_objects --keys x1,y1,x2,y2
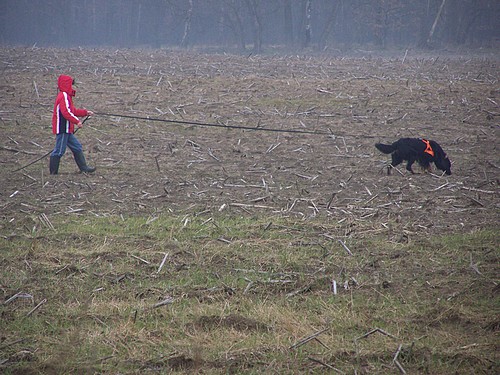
[{"x1": 1, "y1": 213, "x2": 498, "y2": 374}]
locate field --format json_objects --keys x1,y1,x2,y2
[{"x1": 1, "y1": 47, "x2": 499, "y2": 374}]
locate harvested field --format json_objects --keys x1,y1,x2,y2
[
  {"x1": 1, "y1": 48, "x2": 499, "y2": 229},
  {"x1": 1, "y1": 47, "x2": 499, "y2": 374}
]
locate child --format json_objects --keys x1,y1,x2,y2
[{"x1": 50, "y1": 74, "x2": 95, "y2": 174}]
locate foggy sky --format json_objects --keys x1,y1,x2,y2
[{"x1": 0, "y1": 0, "x2": 499, "y2": 52}]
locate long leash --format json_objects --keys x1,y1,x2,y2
[
  {"x1": 95, "y1": 111, "x2": 380, "y2": 139},
  {"x1": 95, "y1": 112, "x2": 332, "y2": 136},
  {"x1": 12, "y1": 117, "x2": 89, "y2": 172}
]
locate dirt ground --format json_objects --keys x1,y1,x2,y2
[{"x1": 1, "y1": 47, "x2": 499, "y2": 238}]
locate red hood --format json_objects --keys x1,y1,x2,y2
[{"x1": 58, "y1": 75, "x2": 76, "y2": 96}]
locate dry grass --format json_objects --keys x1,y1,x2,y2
[{"x1": 1, "y1": 215, "x2": 498, "y2": 374}]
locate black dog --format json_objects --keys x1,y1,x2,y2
[{"x1": 375, "y1": 138, "x2": 451, "y2": 175}]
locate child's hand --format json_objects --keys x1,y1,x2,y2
[
  {"x1": 87, "y1": 110, "x2": 94, "y2": 116},
  {"x1": 77, "y1": 121, "x2": 83, "y2": 128}
]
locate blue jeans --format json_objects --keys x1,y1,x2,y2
[{"x1": 51, "y1": 133, "x2": 83, "y2": 157}]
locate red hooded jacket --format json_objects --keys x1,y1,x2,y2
[{"x1": 52, "y1": 75, "x2": 88, "y2": 134}]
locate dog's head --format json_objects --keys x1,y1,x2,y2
[
  {"x1": 431, "y1": 142, "x2": 451, "y2": 175},
  {"x1": 436, "y1": 156, "x2": 452, "y2": 175}
]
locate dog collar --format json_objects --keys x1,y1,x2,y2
[{"x1": 422, "y1": 139, "x2": 434, "y2": 157}]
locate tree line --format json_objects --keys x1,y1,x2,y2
[{"x1": 1, "y1": 0, "x2": 498, "y2": 51}]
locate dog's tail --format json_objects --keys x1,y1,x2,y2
[{"x1": 375, "y1": 142, "x2": 396, "y2": 154}]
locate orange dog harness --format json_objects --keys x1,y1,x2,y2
[{"x1": 422, "y1": 139, "x2": 434, "y2": 157}]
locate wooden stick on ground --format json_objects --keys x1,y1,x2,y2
[
  {"x1": 157, "y1": 252, "x2": 169, "y2": 273},
  {"x1": 26, "y1": 298, "x2": 46, "y2": 317},
  {"x1": 290, "y1": 327, "x2": 330, "y2": 349},
  {"x1": 4, "y1": 292, "x2": 33, "y2": 304},
  {"x1": 153, "y1": 297, "x2": 174, "y2": 308},
  {"x1": 393, "y1": 344, "x2": 407, "y2": 374},
  {"x1": 394, "y1": 360, "x2": 407, "y2": 374},
  {"x1": 338, "y1": 240, "x2": 353, "y2": 256},
  {"x1": 355, "y1": 328, "x2": 398, "y2": 341},
  {"x1": 308, "y1": 357, "x2": 344, "y2": 373},
  {"x1": 130, "y1": 254, "x2": 150, "y2": 264}
]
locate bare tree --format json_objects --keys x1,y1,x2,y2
[
  {"x1": 245, "y1": 0, "x2": 263, "y2": 53},
  {"x1": 318, "y1": 0, "x2": 339, "y2": 50},
  {"x1": 303, "y1": 0, "x2": 312, "y2": 48},
  {"x1": 223, "y1": 0, "x2": 247, "y2": 51},
  {"x1": 181, "y1": 0, "x2": 194, "y2": 48},
  {"x1": 283, "y1": 0, "x2": 293, "y2": 48},
  {"x1": 427, "y1": 0, "x2": 447, "y2": 45}
]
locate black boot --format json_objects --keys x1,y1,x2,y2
[
  {"x1": 73, "y1": 151, "x2": 96, "y2": 173},
  {"x1": 49, "y1": 156, "x2": 60, "y2": 175}
]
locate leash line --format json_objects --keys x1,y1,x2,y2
[{"x1": 94, "y1": 112, "x2": 332, "y2": 136}]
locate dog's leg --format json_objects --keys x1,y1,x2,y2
[
  {"x1": 419, "y1": 160, "x2": 431, "y2": 173},
  {"x1": 391, "y1": 152, "x2": 403, "y2": 168},
  {"x1": 406, "y1": 159, "x2": 415, "y2": 174}
]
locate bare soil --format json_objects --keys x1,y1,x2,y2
[{"x1": 1, "y1": 47, "x2": 498, "y2": 238}]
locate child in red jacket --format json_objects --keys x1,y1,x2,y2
[{"x1": 50, "y1": 75, "x2": 95, "y2": 174}]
